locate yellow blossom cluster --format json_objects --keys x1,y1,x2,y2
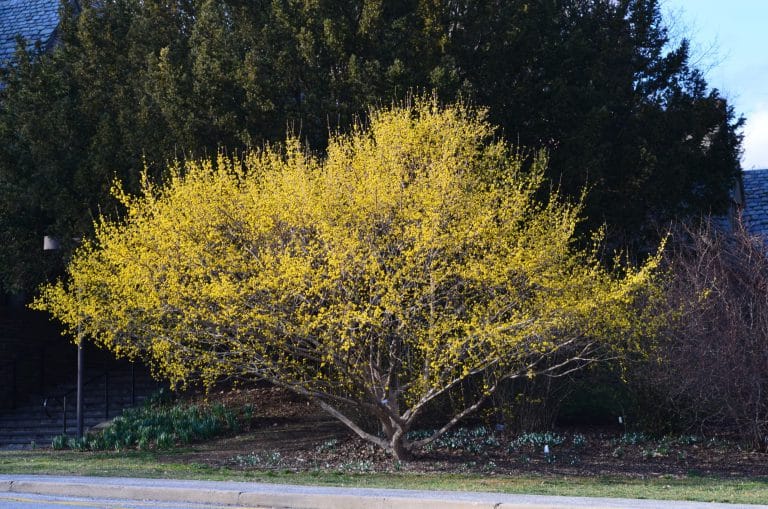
[{"x1": 34, "y1": 98, "x2": 661, "y2": 458}]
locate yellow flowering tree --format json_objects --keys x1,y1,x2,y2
[{"x1": 35, "y1": 99, "x2": 660, "y2": 459}]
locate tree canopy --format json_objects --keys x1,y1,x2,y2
[
  {"x1": 34, "y1": 99, "x2": 662, "y2": 459},
  {"x1": 0, "y1": 0, "x2": 741, "y2": 294}
]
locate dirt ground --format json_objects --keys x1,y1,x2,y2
[{"x1": 159, "y1": 387, "x2": 768, "y2": 479}]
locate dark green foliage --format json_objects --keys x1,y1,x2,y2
[
  {"x1": 555, "y1": 367, "x2": 634, "y2": 426},
  {"x1": 51, "y1": 396, "x2": 249, "y2": 451},
  {"x1": 50, "y1": 434, "x2": 68, "y2": 450},
  {"x1": 441, "y1": 0, "x2": 742, "y2": 250},
  {"x1": 0, "y1": 0, "x2": 189, "y2": 292},
  {"x1": 0, "y1": 0, "x2": 743, "y2": 294},
  {"x1": 406, "y1": 425, "x2": 499, "y2": 454},
  {"x1": 509, "y1": 431, "x2": 566, "y2": 449}
]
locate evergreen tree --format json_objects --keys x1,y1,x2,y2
[
  {"x1": 0, "y1": 0, "x2": 743, "y2": 293},
  {"x1": 441, "y1": 0, "x2": 743, "y2": 248}
]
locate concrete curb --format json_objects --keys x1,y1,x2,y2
[
  {"x1": 1, "y1": 475, "x2": 766, "y2": 509},
  {"x1": 2, "y1": 480, "x2": 526, "y2": 509}
]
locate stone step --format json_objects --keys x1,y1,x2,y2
[
  {"x1": 0, "y1": 365, "x2": 165, "y2": 448},
  {"x1": 3, "y1": 393, "x2": 154, "y2": 412},
  {"x1": 2, "y1": 397, "x2": 154, "y2": 417},
  {"x1": 1, "y1": 400, "x2": 156, "y2": 415},
  {"x1": 2, "y1": 428, "x2": 96, "y2": 437},
  {"x1": 0, "y1": 409, "x2": 147, "y2": 427}
]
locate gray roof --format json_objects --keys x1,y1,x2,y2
[
  {"x1": 740, "y1": 169, "x2": 768, "y2": 238},
  {"x1": 0, "y1": 0, "x2": 62, "y2": 66}
]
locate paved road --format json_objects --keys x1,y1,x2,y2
[
  {"x1": 0, "y1": 492, "x2": 263, "y2": 509},
  {"x1": 2, "y1": 474, "x2": 767, "y2": 509}
]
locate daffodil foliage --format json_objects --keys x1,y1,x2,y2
[{"x1": 35, "y1": 99, "x2": 660, "y2": 459}]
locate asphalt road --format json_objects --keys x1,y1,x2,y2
[
  {"x1": 0, "y1": 491, "x2": 265, "y2": 509},
  {"x1": 2, "y1": 474, "x2": 767, "y2": 509}
]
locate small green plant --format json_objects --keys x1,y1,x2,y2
[
  {"x1": 87, "y1": 437, "x2": 101, "y2": 450},
  {"x1": 337, "y1": 460, "x2": 375, "y2": 473},
  {"x1": 469, "y1": 426, "x2": 489, "y2": 438},
  {"x1": 619, "y1": 432, "x2": 649, "y2": 445},
  {"x1": 509, "y1": 432, "x2": 566, "y2": 451},
  {"x1": 66, "y1": 436, "x2": 89, "y2": 451},
  {"x1": 315, "y1": 439, "x2": 339, "y2": 453},
  {"x1": 673, "y1": 434, "x2": 700, "y2": 446},
  {"x1": 233, "y1": 450, "x2": 283, "y2": 468},
  {"x1": 406, "y1": 429, "x2": 432, "y2": 441},
  {"x1": 156, "y1": 431, "x2": 174, "y2": 449},
  {"x1": 572, "y1": 433, "x2": 587, "y2": 448},
  {"x1": 51, "y1": 434, "x2": 68, "y2": 450},
  {"x1": 483, "y1": 460, "x2": 498, "y2": 472},
  {"x1": 233, "y1": 453, "x2": 259, "y2": 468},
  {"x1": 408, "y1": 426, "x2": 499, "y2": 454},
  {"x1": 642, "y1": 444, "x2": 670, "y2": 459}
]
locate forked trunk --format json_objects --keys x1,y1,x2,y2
[{"x1": 390, "y1": 435, "x2": 412, "y2": 461}]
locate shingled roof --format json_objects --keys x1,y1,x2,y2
[
  {"x1": 740, "y1": 169, "x2": 768, "y2": 238},
  {"x1": 0, "y1": 0, "x2": 64, "y2": 67}
]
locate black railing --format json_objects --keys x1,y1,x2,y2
[
  {"x1": 42, "y1": 370, "x2": 116, "y2": 435},
  {"x1": 0, "y1": 359, "x2": 17, "y2": 410}
]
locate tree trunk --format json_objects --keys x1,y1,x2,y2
[
  {"x1": 383, "y1": 418, "x2": 413, "y2": 461},
  {"x1": 390, "y1": 436, "x2": 412, "y2": 461}
]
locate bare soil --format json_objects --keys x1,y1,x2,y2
[{"x1": 159, "y1": 387, "x2": 768, "y2": 479}]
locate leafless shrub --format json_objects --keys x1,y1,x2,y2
[{"x1": 644, "y1": 218, "x2": 768, "y2": 449}]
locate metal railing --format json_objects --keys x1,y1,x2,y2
[{"x1": 42, "y1": 370, "x2": 114, "y2": 436}]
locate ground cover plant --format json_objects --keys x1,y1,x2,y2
[
  {"x1": 51, "y1": 391, "x2": 252, "y2": 452},
  {"x1": 35, "y1": 98, "x2": 663, "y2": 460}
]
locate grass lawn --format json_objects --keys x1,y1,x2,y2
[{"x1": 1, "y1": 449, "x2": 767, "y2": 505}]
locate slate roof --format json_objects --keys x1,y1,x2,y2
[
  {"x1": 740, "y1": 169, "x2": 768, "y2": 238},
  {"x1": 0, "y1": 0, "x2": 63, "y2": 67}
]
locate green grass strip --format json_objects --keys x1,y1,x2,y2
[{"x1": 1, "y1": 449, "x2": 767, "y2": 505}]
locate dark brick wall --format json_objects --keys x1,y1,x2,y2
[
  {"x1": 0, "y1": 305, "x2": 69, "y2": 407},
  {"x1": 0, "y1": 303, "x2": 136, "y2": 411}
]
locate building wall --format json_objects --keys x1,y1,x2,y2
[{"x1": 0, "y1": 302, "x2": 74, "y2": 409}]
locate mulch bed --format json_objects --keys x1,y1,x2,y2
[{"x1": 160, "y1": 387, "x2": 768, "y2": 479}]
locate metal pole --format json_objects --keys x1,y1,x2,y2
[
  {"x1": 104, "y1": 370, "x2": 109, "y2": 420},
  {"x1": 76, "y1": 334, "x2": 84, "y2": 439},
  {"x1": 43, "y1": 235, "x2": 84, "y2": 437},
  {"x1": 130, "y1": 363, "x2": 136, "y2": 407}
]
